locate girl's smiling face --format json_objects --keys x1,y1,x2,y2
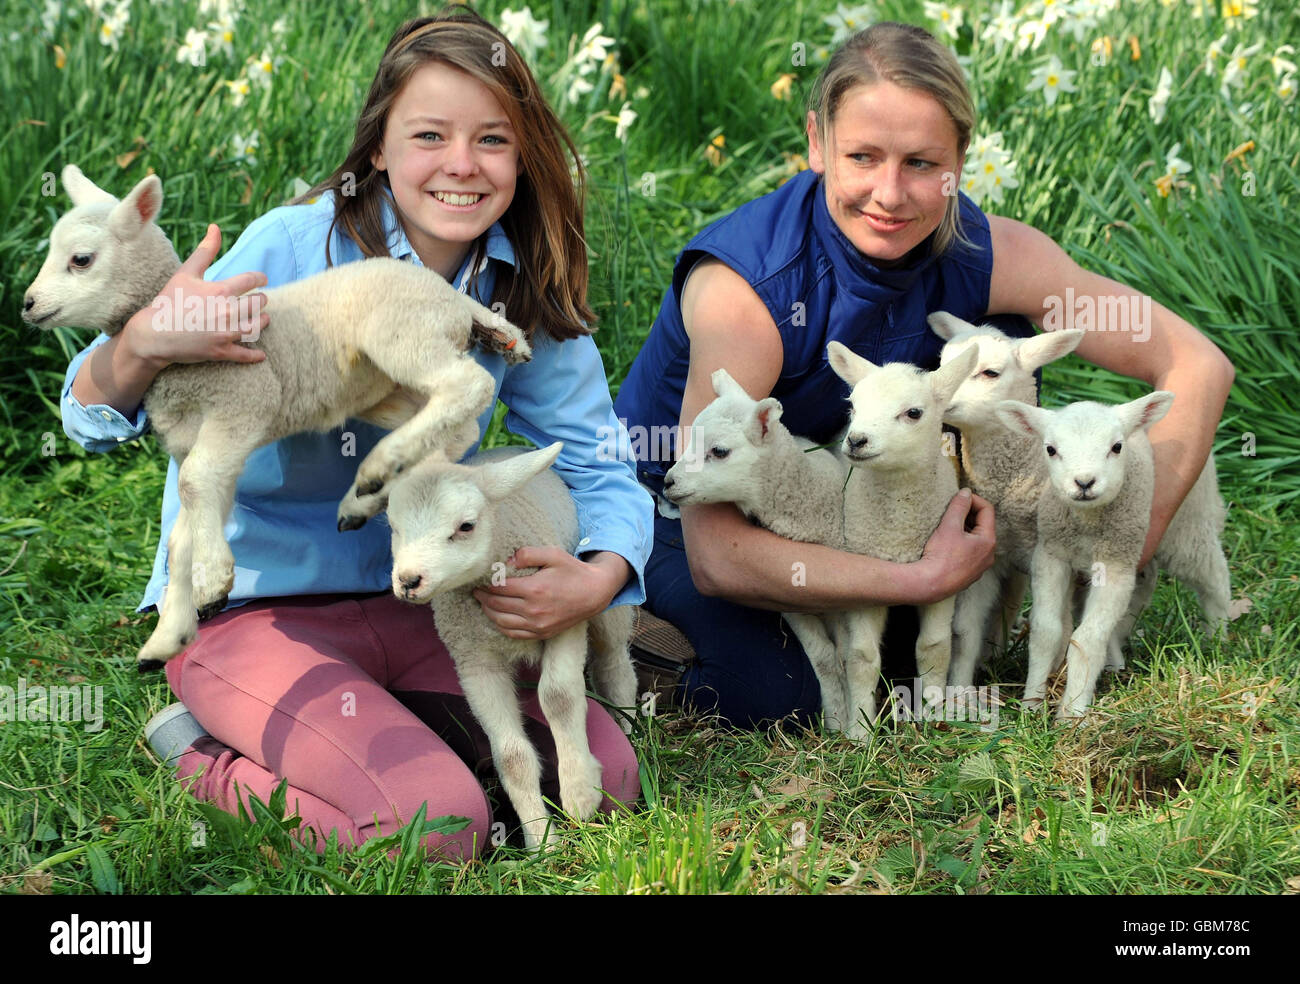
[
  {"x1": 371, "y1": 62, "x2": 521, "y2": 280},
  {"x1": 807, "y1": 81, "x2": 963, "y2": 263}
]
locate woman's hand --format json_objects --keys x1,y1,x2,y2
[
  {"x1": 911, "y1": 489, "x2": 998, "y2": 604},
  {"x1": 473, "y1": 548, "x2": 631, "y2": 640}
]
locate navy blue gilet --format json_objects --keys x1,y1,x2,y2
[{"x1": 614, "y1": 168, "x2": 1032, "y2": 492}]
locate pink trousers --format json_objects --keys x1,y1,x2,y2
[{"x1": 162, "y1": 592, "x2": 640, "y2": 860}]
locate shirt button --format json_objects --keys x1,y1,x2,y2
[
  {"x1": 100, "y1": 410, "x2": 112, "y2": 420},
  {"x1": 578, "y1": 537, "x2": 591, "y2": 547}
]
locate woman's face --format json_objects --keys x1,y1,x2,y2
[
  {"x1": 807, "y1": 81, "x2": 963, "y2": 263},
  {"x1": 372, "y1": 62, "x2": 521, "y2": 280}
]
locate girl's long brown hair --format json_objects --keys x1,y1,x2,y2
[{"x1": 300, "y1": 4, "x2": 594, "y2": 341}]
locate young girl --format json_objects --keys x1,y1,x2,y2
[
  {"x1": 615, "y1": 21, "x2": 1234, "y2": 729},
  {"x1": 60, "y1": 6, "x2": 653, "y2": 859}
]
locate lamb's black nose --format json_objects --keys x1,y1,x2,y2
[
  {"x1": 1074, "y1": 477, "x2": 1096, "y2": 493},
  {"x1": 846, "y1": 434, "x2": 869, "y2": 453},
  {"x1": 23, "y1": 295, "x2": 35, "y2": 312},
  {"x1": 400, "y1": 573, "x2": 423, "y2": 592},
  {"x1": 663, "y1": 475, "x2": 675, "y2": 491}
]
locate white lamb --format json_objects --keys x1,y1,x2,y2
[
  {"x1": 997, "y1": 393, "x2": 1231, "y2": 719},
  {"x1": 828, "y1": 342, "x2": 978, "y2": 738},
  {"x1": 926, "y1": 312, "x2": 1085, "y2": 687},
  {"x1": 660, "y1": 368, "x2": 852, "y2": 731},
  {"x1": 22, "y1": 166, "x2": 530, "y2": 671},
  {"x1": 387, "y1": 442, "x2": 638, "y2": 851}
]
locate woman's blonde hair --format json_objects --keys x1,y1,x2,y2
[
  {"x1": 301, "y1": 4, "x2": 594, "y2": 341},
  {"x1": 808, "y1": 21, "x2": 975, "y2": 255}
]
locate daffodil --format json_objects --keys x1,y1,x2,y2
[
  {"x1": 224, "y1": 76, "x2": 251, "y2": 107},
  {"x1": 823, "y1": 3, "x2": 877, "y2": 46},
  {"x1": 1220, "y1": 0, "x2": 1259, "y2": 28},
  {"x1": 1090, "y1": 36, "x2": 1113, "y2": 65},
  {"x1": 981, "y1": 1, "x2": 1018, "y2": 53},
  {"x1": 1149, "y1": 66, "x2": 1173, "y2": 123},
  {"x1": 962, "y1": 131, "x2": 1020, "y2": 205},
  {"x1": 1269, "y1": 45, "x2": 1297, "y2": 78},
  {"x1": 177, "y1": 28, "x2": 207, "y2": 67},
  {"x1": 565, "y1": 73, "x2": 594, "y2": 105},
  {"x1": 248, "y1": 48, "x2": 277, "y2": 89},
  {"x1": 1015, "y1": 17, "x2": 1049, "y2": 54},
  {"x1": 231, "y1": 130, "x2": 259, "y2": 167},
  {"x1": 1027, "y1": 54, "x2": 1077, "y2": 107},
  {"x1": 1221, "y1": 41, "x2": 1263, "y2": 92},
  {"x1": 705, "y1": 134, "x2": 725, "y2": 167},
  {"x1": 499, "y1": 6, "x2": 548, "y2": 60},
  {"x1": 208, "y1": 14, "x2": 236, "y2": 58},
  {"x1": 923, "y1": 2, "x2": 963, "y2": 41},
  {"x1": 771, "y1": 73, "x2": 796, "y2": 101},
  {"x1": 98, "y1": 2, "x2": 129, "y2": 50},
  {"x1": 1278, "y1": 74, "x2": 1297, "y2": 102},
  {"x1": 1155, "y1": 142, "x2": 1192, "y2": 196},
  {"x1": 575, "y1": 22, "x2": 614, "y2": 69},
  {"x1": 1204, "y1": 34, "x2": 1228, "y2": 78},
  {"x1": 614, "y1": 102, "x2": 636, "y2": 142}
]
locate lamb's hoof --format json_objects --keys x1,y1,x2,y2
[
  {"x1": 338, "y1": 515, "x2": 367, "y2": 532},
  {"x1": 137, "y1": 659, "x2": 165, "y2": 674},
  {"x1": 196, "y1": 597, "x2": 227, "y2": 622},
  {"x1": 356, "y1": 478, "x2": 384, "y2": 497}
]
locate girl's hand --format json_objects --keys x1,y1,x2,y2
[
  {"x1": 121, "y1": 224, "x2": 271, "y2": 372},
  {"x1": 473, "y1": 548, "x2": 631, "y2": 640}
]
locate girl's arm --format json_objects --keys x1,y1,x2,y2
[
  {"x1": 474, "y1": 328, "x2": 655, "y2": 640},
  {"x1": 986, "y1": 216, "x2": 1235, "y2": 569},
  {"x1": 675, "y1": 257, "x2": 996, "y2": 611}
]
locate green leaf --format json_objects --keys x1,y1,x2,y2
[{"x1": 85, "y1": 843, "x2": 120, "y2": 894}]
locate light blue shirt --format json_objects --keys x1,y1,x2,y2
[{"x1": 60, "y1": 191, "x2": 652, "y2": 612}]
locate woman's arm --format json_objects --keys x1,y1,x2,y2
[
  {"x1": 986, "y1": 216, "x2": 1235, "y2": 569},
  {"x1": 676, "y1": 257, "x2": 996, "y2": 610}
]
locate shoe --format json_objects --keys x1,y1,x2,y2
[
  {"x1": 145, "y1": 702, "x2": 209, "y2": 768},
  {"x1": 628, "y1": 608, "x2": 695, "y2": 708}
]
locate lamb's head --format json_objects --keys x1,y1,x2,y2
[
  {"x1": 927, "y1": 312, "x2": 1084, "y2": 426},
  {"x1": 662, "y1": 368, "x2": 783, "y2": 506},
  {"x1": 22, "y1": 165, "x2": 179, "y2": 335},
  {"x1": 828, "y1": 340, "x2": 976, "y2": 469},
  {"x1": 388, "y1": 442, "x2": 563, "y2": 604},
  {"x1": 996, "y1": 392, "x2": 1174, "y2": 509}
]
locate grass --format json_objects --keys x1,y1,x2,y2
[{"x1": 1, "y1": 0, "x2": 1298, "y2": 894}]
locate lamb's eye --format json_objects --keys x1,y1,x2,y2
[
  {"x1": 69, "y1": 253, "x2": 94, "y2": 271},
  {"x1": 905, "y1": 408, "x2": 923, "y2": 420},
  {"x1": 1111, "y1": 442, "x2": 1123, "y2": 454},
  {"x1": 981, "y1": 368, "x2": 1000, "y2": 379},
  {"x1": 458, "y1": 521, "x2": 475, "y2": 533},
  {"x1": 1045, "y1": 445, "x2": 1057, "y2": 457},
  {"x1": 710, "y1": 447, "x2": 730, "y2": 460}
]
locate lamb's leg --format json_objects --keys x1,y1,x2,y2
[
  {"x1": 1025, "y1": 548, "x2": 1071, "y2": 711},
  {"x1": 1107, "y1": 559, "x2": 1157, "y2": 671},
  {"x1": 950, "y1": 566, "x2": 1000, "y2": 688},
  {"x1": 840, "y1": 606, "x2": 888, "y2": 741},
  {"x1": 137, "y1": 480, "x2": 199, "y2": 670},
  {"x1": 456, "y1": 655, "x2": 553, "y2": 850},
  {"x1": 339, "y1": 362, "x2": 494, "y2": 530},
  {"x1": 994, "y1": 567, "x2": 1030, "y2": 655},
  {"x1": 916, "y1": 595, "x2": 955, "y2": 716},
  {"x1": 180, "y1": 424, "x2": 266, "y2": 618},
  {"x1": 1168, "y1": 541, "x2": 1232, "y2": 634},
  {"x1": 456, "y1": 293, "x2": 532, "y2": 364},
  {"x1": 1059, "y1": 567, "x2": 1136, "y2": 720},
  {"x1": 587, "y1": 608, "x2": 638, "y2": 736},
  {"x1": 784, "y1": 612, "x2": 848, "y2": 733},
  {"x1": 539, "y1": 624, "x2": 605, "y2": 821}
]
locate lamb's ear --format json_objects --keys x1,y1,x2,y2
[
  {"x1": 930, "y1": 346, "x2": 978, "y2": 406},
  {"x1": 710, "y1": 368, "x2": 747, "y2": 400},
  {"x1": 62, "y1": 165, "x2": 116, "y2": 207},
  {"x1": 108, "y1": 174, "x2": 164, "y2": 240},
  {"x1": 1116, "y1": 391, "x2": 1175, "y2": 436},
  {"x1": 827, "y1": 341, "x2": 875, "y2": 387},
  {"x1": 475, "y1": 442, "x2": 563, "y2": 501},
  {"x1": 996, "y1": 400, "x2": 1048, "y2": 440},
  {"x1": 927, "y1": 311, "x2": 976, "y2": 341},
  {"x1": 746, "y1": 397, "x2": 784, "y2": 444},
  {"x1": 1015, "y1": 329, "x2": 1085, "y2": 373}
]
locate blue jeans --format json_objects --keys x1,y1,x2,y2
[{"x1": 645, "y1": 510, "x2": 923, "y2": 730}]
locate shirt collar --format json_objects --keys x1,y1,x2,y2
[{"x1": 376, "y1": 188, "x2": 517, "y2": 288}]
